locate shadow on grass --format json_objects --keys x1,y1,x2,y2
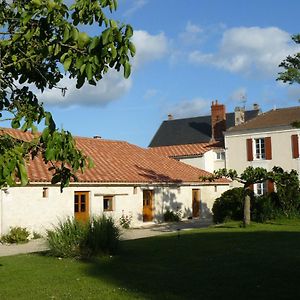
[{"x1": 82, "y1": 230, "x2": 300, "y2": 299}]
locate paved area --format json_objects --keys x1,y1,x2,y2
[{"x1": 0, "y1": 218, "x2": 212, "y2": 257}]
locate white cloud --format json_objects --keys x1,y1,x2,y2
[
  {"x1": 179, "y1": 21, "x2": 203, "y2": 45},
  {"x1": 131, "y1": 30, "x2": 169, "y2": 68},
  {"x1": 33, "y1": 29, "x2": 168, "y2": 107},
  {"x1": 168, "y1": 98, "x2": 210, "y2": 118},
  {"x1": 189, "y1": 26, "x2": 300, "y2": 77},
  {"x1": 123, "y1": 0, "x2": 148, "y2": 17},
  {"x1": 36, "y1": 69, "x2": 132, "y2": 106}
]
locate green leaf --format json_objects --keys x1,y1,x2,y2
[
  {"x1": 11, "y1": 119, "x2": 20, "y2": 129},
  {"x1": 63, "y1": 27, "x2": 70, "y2": 43},
  {"x1": 63, "y1": 57, "x2": 72, "y2": 71},
  {"x1": 124, "y1": 61, "x2": 131, "y2": 79},
  {"x1": 17, "y1": 162, "x2": 28, "y2": 186},
  {"x1": 128, "y1": 42, "x2": 136, "y2": 56},
  {"x1": 89, "y1": 37, "x2": 99, "y2": 52},
  {"x1": 71, "y1": 28, "x2": 79, "y2": 41},
  {"x1": 86, "y1": 63, "x2": 93, "y2": 81},
  {"x1": 125, "y1": 25, "x2": 133, "y2": 38}
]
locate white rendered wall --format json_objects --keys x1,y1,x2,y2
[
  {"x1": 177, "y1": 151, "x2": 225, "y2": 173},
  {"x1": 225, "y1": 128, "x2": 300, "y2": 175},
  {"x1": 0, "y1": 183, "x2": 230, "y2": 235}
]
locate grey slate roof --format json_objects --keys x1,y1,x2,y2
[{"x1": 149, "y1": 110, "x2": 260, "y2": 147}]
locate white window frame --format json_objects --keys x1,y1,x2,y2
[
  {"x1": 254, "y1": 138, "x2": 265, "y2": 160},
  {"x1": 216, "y1": 151, "x2": 225, "y2": 160},
  {"x1": 255, "y1": 182, "x2": 267, "y2": 196}
]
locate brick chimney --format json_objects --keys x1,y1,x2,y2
[{"x1": 211, "y1": 100, "x2": 226, "y2": 141}]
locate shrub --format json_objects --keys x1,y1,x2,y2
[
  {"x1": 119, "y1": 214, "x2": 132, "y2": 229},
  {"x1": 251, "y1": 193, "x2": 278, "y2": 223},
  {"x1": 212, "y1": 188, "x2": 244, "y2": 223},
  {"x1": 47, "y1": 218, "x2": 87, "y2": 258},
  {"x1": 47, "y1": 216, "x2": 120, "y2": 258},
  {"x1": 163, "y1": 209, "x2": 181, "y2": 222},
  {"x1": 1, "y1": 226, "x2": 30, "y2": 244},
  {"x1": 32, "y1": 231, "x2": 43, "y2": 239},
  {"x1": 82, "y1": 216, "x2": 120, "y2": 257}
]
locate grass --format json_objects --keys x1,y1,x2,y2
[{"x1": 1, "y1": 220, "x2": 300, "y2": 299}]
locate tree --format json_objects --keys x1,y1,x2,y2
[
  {"x1": 202, "y1": 167, "x2": 269, "y2": 226},
  {"x1": 0, "y1": 0, "x2": 135, "y2": 190},
  {"x1": 277, "y1": 34, "x2": 300, "y2": 85}
]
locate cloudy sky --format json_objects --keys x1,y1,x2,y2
[{"x1": 37, "y1": 0, "x2": 300, "y2": 146}]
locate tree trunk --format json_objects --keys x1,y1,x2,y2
[{"x1": 243, "y1": 192, "x2": 251, "y2": 227}]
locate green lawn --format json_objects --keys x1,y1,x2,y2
[{"x1": 1, "y1": 220, "x2": 300, "y2": 299}]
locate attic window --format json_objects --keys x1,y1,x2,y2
[{"x1": 42, "y1": 188, "x2": 49, "y2": 198}]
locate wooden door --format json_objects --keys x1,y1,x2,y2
[
  {"x1": 192, "y1": 189, "x2": 200, "y2": 218},
  {"x1": 143, "y1": 190, "x2": 153, "y2": 222},
  {"x1": 74, "y1": 191, "x2": 89, "y2": 222}
]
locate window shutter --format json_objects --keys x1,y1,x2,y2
[
  {"x1": 267, "y1": 180, "x2": 274, "y2": 193},
  {"x1": 265, "y1": 137, "x2": 272, "y2": 160},
  {"x1": 246, "y1": 138, "x2": 253, "y2": 161},
  {"x1": 291, "y1": 134, "x2": 299, "y2": 158}
]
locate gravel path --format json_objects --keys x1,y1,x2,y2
[{"x1": 0, "y1": 218, "x2": 212, "y2": 257}]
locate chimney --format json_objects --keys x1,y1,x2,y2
[
  {"x1": 211, "y1": 100, "x2": 226, "y2": 141},
  {"x1": 167, "y1": 114, "x2": 173, "y2": 120},
  {"x1": 253, "y1": 103, "x2": 260, "y2": 111},
  {"x1": 234, "y1": 106, "x2": 245, "y2": 126}
]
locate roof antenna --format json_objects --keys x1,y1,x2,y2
[{"x1": 240, "y1": 93, "x2": 247, "y2": 109}]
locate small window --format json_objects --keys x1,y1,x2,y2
[
  {"x1": 42, "y1": 188, "x2": 49, "y2": 198},
  {"x1": 103, "y1": 196, "x2": 114, "y2": 211},
  {"x1": 255, "y1": 182, "x2": 267, "y2": 196},
  {"x1": 216, "y1": 151, "x2": 225, "y2": 160},
  {"x1": 255, "y1": 138, "x2": 265, "y2": 159}
]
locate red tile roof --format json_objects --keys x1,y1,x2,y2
[
  {"x1": 148, "y1": 141, "x2": 223, "y2": 158},
  {"x1": 1, "y1": 128, "x2": 228, "y2": 185}
]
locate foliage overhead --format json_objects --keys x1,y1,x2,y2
[
  {"x1": 0, "y1": 0, "x2": 135, "y2": 189},
  {"x1": 277, "y1": 34, "x2": 300, "y2": 85}
]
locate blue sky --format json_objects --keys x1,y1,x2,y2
[{"x1": 40, "y1": 0, "x2": 300, "y2": 147}]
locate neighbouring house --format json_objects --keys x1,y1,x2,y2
[
  {"x1": 148, "y1": 100, "x2": 261, "y2": 172},
  {"x1": 0, "y1": 128, "x2": 230, "y2": 235},
  {"x1": 224, "y1": 105, "x2": 300, "y2": 195}
]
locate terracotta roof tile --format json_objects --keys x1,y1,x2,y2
[
  {"x1": 228, "y1": 106, "x2": 300, "y2": 132},
  {"x1": 148, "y1": 141, "x2": 223, "y2": 157},
  {"x1": 0, "y1": 128, "x2": 229, "y2": 185}
]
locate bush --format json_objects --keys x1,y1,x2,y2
[
  {"x1": 119, "y1": 214, "x2": 132, "y2": 229},
  {"x1": 47, "y1": 218, "x2": 87, "y2": 258},
  {"x1": 251, "y1": 193, "x2": 278, "y2": 223},
  {"x1": 1, "y1": 226, "x2": 30, "y2": 244},
  {"x1": 163, "y1": 209, "x2": 181, "y2": 222},
  {"x1": 212, "y1": 188, "x2": 244, "y2": 223},
  {"x1": 47, "y1": 216, "x2": 120, "y2": 258},
  {"x1": 82, "y1": 216, "x2": 120, "y2": 257}
]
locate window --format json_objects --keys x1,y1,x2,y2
[
  {"x1": 255, "y1": 182, "x2": 267, "y2": 196},
  {"x1": 103, "y1": 196, "x2": 113, "y2": 211},
  {"x1": 42, "y1": 187, "x2": 49, "y2": 198},
  {"x1": 255, "y1": 138, "x2": 265, "y2": 159},
  {"x1": 247, "y1": 137, "x2": 272, "y2": 161},
  {"x1": 216, "y1": 151, "x2": 225, "y2": 160}
]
